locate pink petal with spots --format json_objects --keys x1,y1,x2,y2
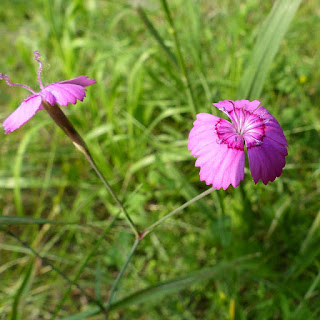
[
  {"x1": 41, "y1": 76, "x2": 95, "y2": 106},
  {"x1": 188, "y1": 113, "x2": 245, "y2": 190},
  {"x1": 3, "y1": 95, "x2": 42, "y2": 134}
]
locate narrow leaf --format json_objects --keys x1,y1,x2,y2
[
  {"x1": 10, "y1": 260, "x2": 35, "y2": 320},
  {"x1": 137, "y1": 7, "x2": 178, "y2": 68},
  {"x1": 237, "y1": 0, "x2": 302, "y2": 99},
  {"x1": 61, "y1": 254, "x2": 259, "y2": 320},
  {"x1": 0, "y1": 215, "x2": 78, "y2": 226}
]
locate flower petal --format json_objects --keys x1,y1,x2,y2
[
  {"x1": 259, "y1": 107, "x2": 288, "y2": 146},
  {"x1": 188, "y1": 113, "x2": 245, "y2": 190},
  {"x1": 213, "y1": 100, "x2": 261, "y2": 114},
  {"x1": 59, "y1": 76, "x2": 96, "y2": 87},
  {"x1": 245, "y1": 105, "x2": 288, "y2": 184},
  {"x1": 41, "y1": 76, "x2": 95, "y2": 106},
  {"x1": 3, "y1": 95, "x2": 42, "y2": 134},
  {"x1": 247, "y1": 136, "x2": 288, "y2": 184}
]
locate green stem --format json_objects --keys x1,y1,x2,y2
[
  {"x1": 41, "y1": 101, "x2": 140, "y2": 238},
  {"x1": 140, "y1": 188, "x2": 213, "y2": 239},
  {"x1": 104, "y1": 188, "x2": 213, "y2": 317},
  {"x1": 85, "y1": 153, "x2": 139, "y2": 238},
  {"x1": 51, "y1": 212, "x2": 120, "y2": 319},
  {"x1": 239, "y1": 183, "x2": 254, "y2": 234},
  {"x1": 300, "y1": 210, "x2": 320, "y2": 254},
  {"x1": 105, "y1": 238, "x2": 140, "y2": 313},
  {"x1": 160, "y1": 0, "x2": 198, "y2": 117},
  {"x1": 137, "y1": 6, "x2": 179, "y2": 68}
]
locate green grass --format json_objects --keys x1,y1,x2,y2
[{"x1": 0, "y1": 0, "x2": 320, "y2": 319}]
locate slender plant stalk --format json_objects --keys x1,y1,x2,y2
[
  {"x1": 105, "y1": 238, "x2": 140, "y2": 314},
  {"x1": 239, "y1": 183, "x2": 254, "y2": 234},
  {"x1": 300, "y1": 210, "x2": 320, "y2": 254},
  {"x1": 41, "y1": 101, "x2": 140, "y2": 238},
  {"x1": 137, "y1": 6, "x2": 179, "y2": 68},
  {"x1": 103, "y1": 188, "x2": 213, "y2": 317},
  {"x1": 84, "y1": 154, "x2": 139, "y2": 238},
  {"x1": 140, "y1": 187, "x2": 213, "y2": 239},
  {"x1": 0, "y1": 228, "x2": 107, "y2": 315},
  {"x1": 160, "y1": 0, "x2": 198, "y2": 117},
  {"x1": 51, "y1": 212, "x2": 120, "y2": 320}
]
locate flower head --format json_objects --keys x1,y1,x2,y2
[
  {"x1": 1, "y1": 51, "x2": 96, "y2": 134},
  {"x1": 188, "y1": 100, "x2": 288, "y2": 189}
]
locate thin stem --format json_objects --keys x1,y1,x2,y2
[
  {"x1": 104, "y1": 188, "x2": 213, "y2": 317},
  {"x1": 160, "y1": 0, "x2": 198, "y2": 117},
  {"x1": 41, "y1": 101, "x2": 139, "y2": 238},
  {"x1": 105, "y1": 238, "x2": 140, "y2": 314},
  {"x1": 84, "y1": 153, "x2": 139, "y2": 238},
  {"x1": 293, "y1": 268, "x2": 320, "y2": 316},
  {"x1": 137, "y1": 6, "x2": 179, "y2": 68},
  {"x1": 51, "y1": 212, "x2": 120, "y2": 320},
  {"x1": 0, "y1": 228, "x2": 107, "y2": 315},
  {"x1": 239, "y1": 183, "x2": 254, "y2": 234},
  {"x1": 300, "y1": 210, "x2": 320, "y2": 254},
  {"x1": 140, "y1": 187, "x2": 213, "y2": 239}
]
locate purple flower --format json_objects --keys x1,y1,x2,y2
[
  {"x1": 188, "y1": 100, "x2": 288, "y2": 190},
  {"x1": 1, "y1": 51, "x2": 96, "y2": 134}
]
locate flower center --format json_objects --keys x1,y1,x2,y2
[
  {"x1": 215, "y1": 119, "x2": 244, "y2": 150},
  {"x1": 215, "y1": 107, "x2": 268, "y2": 150}
]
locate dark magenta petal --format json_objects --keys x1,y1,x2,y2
[
  {"x1": 188, "y1": 113, "x2": 245, "y2": 189},
  {"x1": 3, "y1": 95, "x2": 42, "y2": 133},
  {"x1": 244, "y1": 104, "x2": 288, "y2": 184},
  {"x1": 247, "y1": 137, "x2": 288, "y2": 184}
]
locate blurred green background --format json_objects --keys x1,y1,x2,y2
[{"x1": 0, "y1": 0, "x2": 319, "y2": 319}]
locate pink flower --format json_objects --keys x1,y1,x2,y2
[
  {"x1": 1, "y1": 51, "x2": 96, "y2": 134},
  {"x1": 188, "y1": 100, "x2": 288, "y2": 190}
]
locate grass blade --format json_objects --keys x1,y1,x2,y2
[
  {"x1": 61, "y1": 253, "x2": 259, "y2": 320},
  {"x1": 300, "y1": 210, "x2": 320, "y2": 254},
  {"x1": 10, "y1": 260, "x2": 35, "y2": 320},
  {"x1": 160, "y1": 0, "x2": 198, "y2": 116},
  {"x1": 0, "y1": 215, "x2": 78, "y2": 226},
  {"x1": 137, "y1": 7, "x2": 178, "y2": 68},
  {"x1": 237, "y1": 0, "x2": 302, "y2": 99}
]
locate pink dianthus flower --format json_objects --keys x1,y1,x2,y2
[
  {"x1": 1, "y1": 51, "x2": 95, "y2": 134},
  {"x1": 188, "y1": 100, "x2": 288, "y2": 189}
]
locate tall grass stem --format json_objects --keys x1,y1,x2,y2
[
  {"x1": 160, "y1": 0, "x2": 198, "y2": 116},
  {"x1": 105, "y1": 238, "x2": 140, "y2": 315}
]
